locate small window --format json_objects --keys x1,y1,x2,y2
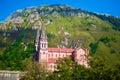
[
  {"x1": 48, "y1": 54, "x2": 50, "y2": 57},
  {"x1": 51, "y1": 65, "x2": 52, "y2": 68},
  {"x1": 56, "y1": 54, "x2": 57, "y2": 57},
  {"x1": 43, "y1": 52, "x2": 45, "y2": 54},
  {"x1": 62, "y1": 54, "x2": 64, "y2": 57},
  {"x1": 52, "y1": 54, "x2": 53, "y2": 57},
  {"x1": 59, "y1": 54, "x2": 60, "y2": 57},
  {"x1": 44, "y1": 44, "x2": 46, "y2": 48}
]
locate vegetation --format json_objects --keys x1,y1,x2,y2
[
  {"x1": 20, "y1": 61, "x2": 48, "y2": 80},
  {"x1": 0, "y1": 14, "x2": 120, "y2": 70},
  {"x1": 90, "y1": 13, "x2": 120, "y2": 30},
  {"x1": 20, "y1": 57, "x2": 120, "y2": 80},
  {"x1": 89, "y1": 42, "x2": 99, "y2": 55},
  {"x1": 0, "y1": 5, "x2": 120, "y2": 78},
  {"x1": 0, "y1": 39, "x2": 33, "y2": 70}
]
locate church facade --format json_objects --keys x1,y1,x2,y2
[{"x1": 34, "y1": 24, "x2": 89, "y2": 71}]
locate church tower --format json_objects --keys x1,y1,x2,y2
[{"x1": 34, "y1": 22, "x2": 48, "y2": 63}]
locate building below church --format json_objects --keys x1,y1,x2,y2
[{"x1": 34, "y1": 23, "x2": 89, "y2": 71}]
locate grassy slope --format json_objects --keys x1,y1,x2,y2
[
  {"x1": 0, "y1": 15, "x2": 120, "y2": 70},
  {"x1": 45, "y1": 15, "x2": 120, "y2": 66}
]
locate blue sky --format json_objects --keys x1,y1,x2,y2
[{"x1": 0, "y1": 0, "x2": 120, "y2": 21}]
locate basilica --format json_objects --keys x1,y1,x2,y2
[{"x1": 33, "y1": 23, "x2": 89, "y2": 71}]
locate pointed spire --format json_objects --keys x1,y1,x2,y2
[
  {"x1": 35, "y1": 21, "x2": 41, "y2": 42},
  {"x1": 40, "y1": 23, "x2": 47, "y2": 39},
  {"x1": 35, "y1": 26, "x2": 40, "y2": 42}
]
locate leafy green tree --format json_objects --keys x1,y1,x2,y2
[
  {"x1": 89, "y1": 56, "x2": 111, "y2": 80},
  {"x1": 21, "y1": 56, "x2": 120, "y2": 80},
  {"x1": 47, "y1": 57, "x2": 90, "y2": 80},
  {"x1": 0, "y1": 41, "x2": 33, "y2": 70},
  {"x1": 20, "y1": 61, "x2": 48, "y2": 80},
  {"x1": 99, "y1": 36, "x2": 110, "y2": 44},
  {"x1": 112, "y1": 63, "x2": 120, "y2": 80},
  {"x1": 89, "y1": 42, "x2": 99, "y2": 55},
  {"x1": 55, "y1": 57, "x2": 73, "y2": 80},
  {"x1": 72, "y1": 63, "x2": 91, "y2": 80}
]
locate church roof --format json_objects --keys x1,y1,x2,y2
[{"x1": 48, "y1": 48, "x2": 74, "y2": 53}]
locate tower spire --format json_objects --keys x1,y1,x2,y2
[
  {"x1": 40, "y1": 23, "x2": 47, "y2": 39},
  {"x1": 35, "y1": 21, "x2": 41, "y2": 42},
  {"x1": 34, "y1": 21, "x2": 42, "y2": 61},
  {"x1": 34, "y1": 20, "x2": 48, "y2": 62}
]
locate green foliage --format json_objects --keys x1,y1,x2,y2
[
  {"x1": 47, "y1": 57, "x2": 120, "y2": 80},
  {"x1": 0, "y1": 5, "x2": 119, "y2": 79},
  {"x1": 0, "y1": 42, "x2": 7, "y2": 47},
  {"x1": 99, "y1": 36, "x2": 110, "y2": 44},
  {"x1": 72, "y1": 63, "x2": 90, "y2": 80},
  {"x1": 20, "y1": 61, "x2": 48, "y2": 80},
  {"x1": 89, "y1": 57, "x2": 108, "y2": 80},
  {"x1": 110, "y1": 49, "x2": 116, "y2": 54},
  {"x1": 91, "y1": 13, "x2": 120, "y2": 30},
  {"x1": 89, "y1": 57, "x2": 120, "y2": 80},
  {"x1": 56, "y1": 57, "x2": 73, "y2": 80},
  {"x1": 0, "y1": 11, "x2": 120, "y2": 70},
  {"x1": 47, "y1": 57, "x2": 74, "y2": 80},
  {"x1": 89, "y1": 42, "x2": 99, "y2": 55},
  {"x1": 112, "y1": 63, "x2": 120, "y2": 79},
  {"x1": 0, "y1": 40, "x2": 33, "y2": 70}
]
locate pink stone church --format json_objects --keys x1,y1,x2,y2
[{"x1": 34, "y1": 23, "x2": 89, "y2": 71}]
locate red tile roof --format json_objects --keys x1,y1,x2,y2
[{"x1": 48, "y1": 48, "x2": 74, "y2": 53}]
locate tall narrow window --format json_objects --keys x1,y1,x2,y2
[
  {"x1": 56, "y1": 54, "x2": 57, "y2": 58},
  {"x1": 51, "y1": 64, "x2": 52, "y2": 68},
  {"x1": 44, "y1": 43, "x2": 45, "y2": 48},
  {"x1": 62, "y1": 54, "x2": 64, "y2": 57},
  {"x1": 44, "y1": 43, "x2": 46, "y2": 48},
  {"x1": 42, "y1": 43, "x2": 43, "y2": 48},
  {"x1": 48, "y1": 54, "x2": 50, "y2": 58},
  {"x1": 43, "y1": 43, "x2": 44, "y2": 48}
]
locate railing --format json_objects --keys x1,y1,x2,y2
[{"x1": 0, "y1": 70, "x2": 21, "y2": 80}]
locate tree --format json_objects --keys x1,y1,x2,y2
[
  {"x1": 47, "y1": 57, "x2": 90, "y2": 80},
  {"x1": 20, "y1": 61, "x2": 48, "y2": 80},
  {"x1": 112, "y1": 63, "x2": 120, "y2": 80},
  {"x1": 21, "y1": 56, "x2": 120, "y2": 80},
  {"x1": 72, "y1": 63, "x2": 91, "y2": 80},
  {"x1": 89, "y1": 42, "x2": 99, "y2": 55},
  {"x1": 55, "y1": 57, "x2": 73, "y2": 80},
  {"x1": 89, "y1": 56, "x2": 112, "y2": 80}
]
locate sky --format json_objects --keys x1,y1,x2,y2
[{"x1": 0, "y1": 0, "x2": 120, "y2": 21}]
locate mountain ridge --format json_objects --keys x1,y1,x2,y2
[{"x1": 3, "y1": 4, "x2": 120, "y2": 30}]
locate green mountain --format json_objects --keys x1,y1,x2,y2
[{"x1": 0, "y1": 4, "x2": 120, "y2": 70}]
